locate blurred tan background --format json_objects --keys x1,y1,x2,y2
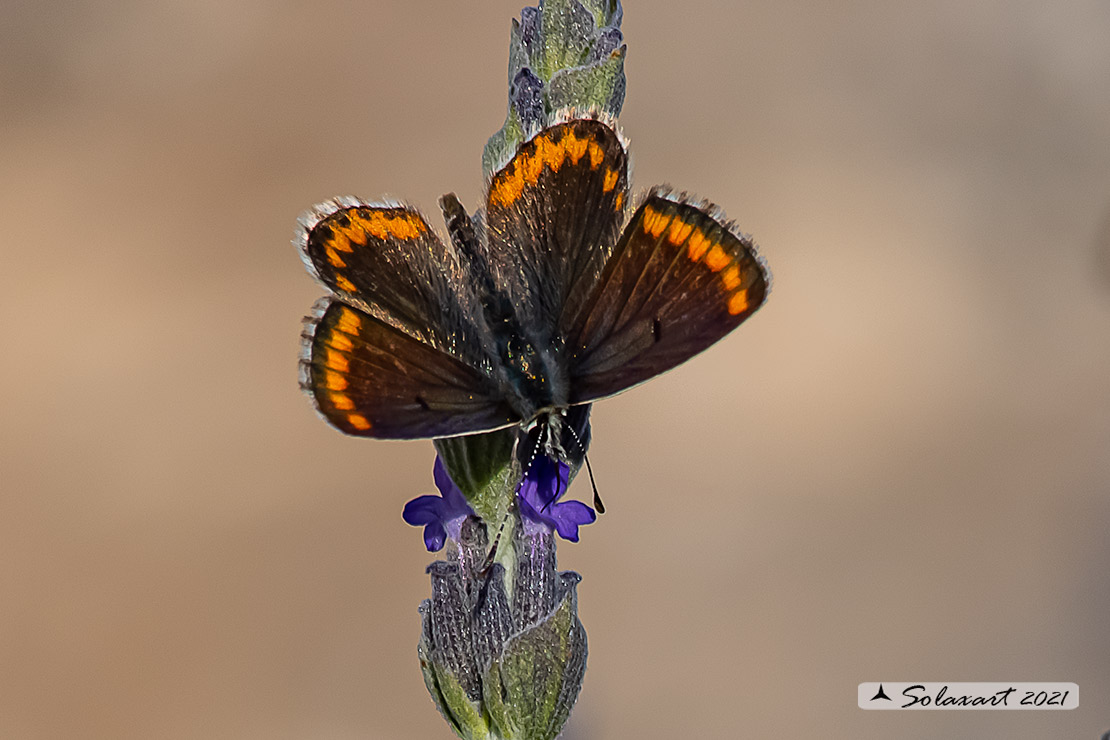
[{"x1": 2, "y1": 1, "x2": 1108, "y2": 738}]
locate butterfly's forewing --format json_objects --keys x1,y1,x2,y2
[
  {"x1": 485, "y1": 118, "x2": 630, "y2": 340},
  {"x1": 298, "y1": 198, "x2": 484, "y2": 359},
  {"x1": 300, "y1": 299, "x2": 516, "y2": 438},
  {"x1": 566, "y1": 190, "x2": 770, "y2": 403}
]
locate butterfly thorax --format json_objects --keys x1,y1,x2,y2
[
  {"x1": 439, "y1": 192, "x2": 570, "y2": 422},
  {"x1": 480, "y1": 291, "x2": 570, "y2": 424}
]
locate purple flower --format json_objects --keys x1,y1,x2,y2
[
  {"x1": 517, "y1": 455, "x2": 596, "y2": 542},
  {"x1": 403, "y1": 457, "x2": 474, "y2": 551}
]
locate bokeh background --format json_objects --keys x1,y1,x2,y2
[{"x1": 3, "y1": 1, "x2": 1108, "y2": 738}]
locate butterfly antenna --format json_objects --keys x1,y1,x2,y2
[
  {"x1": 583, "y1": 452, "x2": 605, "y2": 514},
  {"x1": 565, "y1": 423, "x2": 605, "y2": 514},
  {"x1": 521, "y1": 426, "x2": 542, "y2": 479}
]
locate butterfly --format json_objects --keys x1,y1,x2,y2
[{"x1": 297, "y1": 113, "x2": 769, "y2": 472}]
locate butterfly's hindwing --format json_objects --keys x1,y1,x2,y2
[{"x1": 300, "y1": 299, "x2": 516, "y2": 439}]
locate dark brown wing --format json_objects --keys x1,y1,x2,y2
[
  {"x1": 484, "y1": 117, "x2": 631, "y2": 341},
  {"x1": 297, "y1": 197, "x2": 483, "y2": 359},
  {"x1": 300, "y1": 299, "x2": 516, "y2": 438},
  {"x1": 566, "y1": 189, "x2": 770, "y2": 403}
]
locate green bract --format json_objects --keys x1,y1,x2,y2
[
  {"x1": 434, "y1": 430, "x2": 516, "y2": 523},
  {"x1": 484, "y1": 0, "x2": 626, "y2": 176}
]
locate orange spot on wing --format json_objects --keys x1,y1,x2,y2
[
  {"x1": 721, "y1": 264, "x2": 742, "y2": 290},
  {"x1": 667, "y1": 219, "x2": 695, "y2": 246},
  {"x1": 587, "y1": 141, "x2": 604, "y2": 169},
  {"x1": 328, "y1": 231, "x2": 352, "y2": 253},
  {"x1": 538, "y1": 135, "x2": 567, "y2": 173},
  {"x1": 323, "y1": 371, "x2": 348, "y2": 391},
  {"x1": 491, "y1": 166, "x2": 525, "y2": 207},
  {"x1": 339, "y1": 215, "x2": 367, "y2": 245},
  {"x1": 521, "y1": 150, "x2": 544, "y2": 185},
  {"x1": 329, "y1": 331, "x2": 353, "y2": 352},
  {"x1": 704, "y1": 244, "x2": 730, "y2": 272},
  {"x1": 642, "y1": 207, "x2": 669, "y2": 239},
  {"x1": 686, "y1": 229, "x2": 710, "y2": 261},
  {"x1": 728, "y1": 289, "x2": 750, "y2": 315},
  {"x1": 335, "y1": 274, "x2": 356, "y2": 292},
  {"x1": 602, "y1": 168, "x2": 619, "y2": 192},
  {"x1": 614, "y1": 191, "x2": 625, "y2": 211},
  {"x1": 324, "y1": 348, "x2": 349, "y2": 373},
  {"x1": 330, "y1": 215, "x2": 370, "y2": 247},
  {"x1": 325, "y1": 247, "x2": 346, "y2": 267},
  {"x1": 336, "y1": 309, "x2": 362, "y2": 335},
  {"x1": 362, "y1": 212, "x2": 388, "y2": 239},
  {"x1": 387, "y1": 215, "x2": 424, "y2": 240},
  {"x1": 347, "y1": 413, "x2": 372, "y2": 430},
  {"x1": 331, "y1": 393, "x2": 355, "y2": 411},
  {"x1": 564, "y1": 132, "x2": 588, "y2": 164}
]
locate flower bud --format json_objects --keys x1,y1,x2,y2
[{"x1": 417, "y1": 513, "x2": 587, "y2": 740}]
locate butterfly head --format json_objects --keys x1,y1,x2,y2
[{"x1": 516, "y1": 404, "x2": 591, "y2": 476}]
